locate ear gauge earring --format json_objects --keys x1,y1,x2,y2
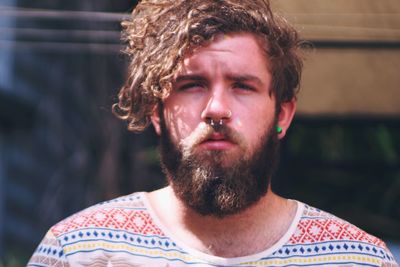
[{"x1": 276, "y1": 126, "x2": 283, "y2": 134}]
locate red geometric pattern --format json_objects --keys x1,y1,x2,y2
[
  {"x1": 289, "y1": 218, "x2": 384, "y2": 246},
  {"x1": 52, "y1": 207, "x2": 165, "y2": 237},
  {"x1": 28, "y1": 195, "x2": 398, "y2": 267}
]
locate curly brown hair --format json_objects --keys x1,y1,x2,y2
[{"x1": 113, "y1": 0, "x2": 303, "y2": 132}]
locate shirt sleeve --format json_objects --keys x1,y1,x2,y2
[
  {"x1": 381, "y1": 242, "x2": 399, "y2": 267},
  {"x1": 27, "y1": 229, "x2": 70, "y2": 267}
]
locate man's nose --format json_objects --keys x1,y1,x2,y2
[{"x1": 200, "y1": 91, "x2": 232, "y2": 123}]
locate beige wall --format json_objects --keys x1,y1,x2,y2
[{"x1": 272, "y1": 0, "x2": 400, "y2": 115}]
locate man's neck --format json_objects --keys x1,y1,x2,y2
[{"x1": 147, "y1": 186, "x2": 297, "y2": 258}]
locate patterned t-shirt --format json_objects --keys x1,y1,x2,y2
[{"x1": 28, "y1": 192, "x2": 398, "y2": 266}]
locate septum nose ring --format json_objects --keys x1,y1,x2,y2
[
  {"x1": 208, "y1": 110, "x2": 232, "y2": 127},
  {"x1": 209, "y1": 119, "x2": 224, "y2": 126}
]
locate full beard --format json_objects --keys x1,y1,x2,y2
[{"x1": 159, "y1": 117, "x2": 280, "y2": 218}]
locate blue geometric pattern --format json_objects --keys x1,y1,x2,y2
[{"x1": 27, "y1": 193, "x2": 399, "y2": 267}]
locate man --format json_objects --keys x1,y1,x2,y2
[{"x1": 28, "y1": 0, "x2": 398, "y2": 266}]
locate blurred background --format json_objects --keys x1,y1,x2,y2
[{"x1": 0, "y1": 0, "x2": 399, "y2": 265}]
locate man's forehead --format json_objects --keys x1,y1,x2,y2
[
  {"x1": 191, "y1": 33, "x2": 263, "y2": 54},
  {"x1": 173, "y1": 33, "x2": 270, "y2": 81},
  {"x1": 174, "y1": 73, "x2": 264, "y2": 86}
]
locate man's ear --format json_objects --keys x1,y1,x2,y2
[
  {"x1": 151, "y1": 104, "x2": 161, "y2": 136},
  {"x1": 277, "y1": 99, "x2": 296, "y2": 139}
]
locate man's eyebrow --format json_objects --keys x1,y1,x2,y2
[
  {"x1": 226, "y1": 74, "x2": 264, "y2": 86},
  {"x1": 175, "y1": 75, "x2": 207, "y2": 83}
]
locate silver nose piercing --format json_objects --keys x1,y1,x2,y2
[{"x1": 209, "y1": 119, "x2": 224, "y2": 127}]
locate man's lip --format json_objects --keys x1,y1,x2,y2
[
  {"x1": 199, "y1": 133, "x2": 235, "y2": 150},
  {"x1": 208, "y1": 133, "x2": 226, "y2": 140},
  {"x1": 199, "y1": 140, "x2": 234, "y2": 150}
]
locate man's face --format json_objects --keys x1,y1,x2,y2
[{"x1": 152, "y1": 33, "x2": 294, "y2": 217}]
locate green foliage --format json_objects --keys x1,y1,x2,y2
[
  {"x1": 277, "y1": 118, "x2": 400, "y2": 240},
  {"x1": 0, "y1": 251, "x2": 29, "y2": 267}
]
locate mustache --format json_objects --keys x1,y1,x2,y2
[{"x1": 180, "y1": 122, "x2": 245, "y2": 156}]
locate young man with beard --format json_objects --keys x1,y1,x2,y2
[{"x1": 28, "y1": 0, "x2": 398, "y2": 266}]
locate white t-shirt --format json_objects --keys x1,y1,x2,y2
[{"x1": 28, "y1": 192, "x2": 398, "y2": 266}]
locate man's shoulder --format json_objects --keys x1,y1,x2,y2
[
  {"x1": 293, "y1": 203, "x2": 384, "y2": 246},
  {"x1": 286, "y1": 202, "x2": 397, "y2": 265},
  {"x1": 49, "y1": 192, "x2": 164, "y2": 238}
]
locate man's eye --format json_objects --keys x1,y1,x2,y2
[
  {"x1": 234, "y1": 83, "x2": 255, "y2": 91},
  {"x1": 177, "y1": 82, "x2": 205, "y2": 91}
]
